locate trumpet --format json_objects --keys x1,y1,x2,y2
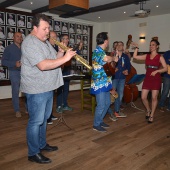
[{"x1": 52, "y1": 38, "x2": 92, "y2": 70}]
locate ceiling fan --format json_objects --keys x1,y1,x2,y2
[{"x1": 131, "y1": 1, "x2": 150, "y2": 18}]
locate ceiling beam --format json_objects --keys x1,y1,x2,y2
[
  {"x1": 60, "y1": 0, "x2": 149, "y2": 18},
  {"x1": 0, "y1": 0, "x2": 26, "y2": 8},
  {"x1": 32, "y1": 5, "x2": 49, "y2": 14},
  {"x1": 30, "y1": 0, "x2": 149, "y2": 17}
]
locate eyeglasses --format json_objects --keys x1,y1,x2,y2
[{"x1": 62, "y1": 38, "x2": 69, "y2": 40}]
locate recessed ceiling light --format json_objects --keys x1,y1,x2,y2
[
  {"x1": 98, "y1": 17, "x2": 100, "y2": 19},
  {"x1": 124, "y1": 11, "x2": 126, "y2": 14},
  {"x1": 30, "y1": 1, "x2": 33, "y2": 5},
  {"x1": 156, "y1": 5, "x2": 159, "y2": 8}
]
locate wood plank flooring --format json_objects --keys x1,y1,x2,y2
[{"x1": 0, "y1": 91, "x2": 170, "y2": 170}]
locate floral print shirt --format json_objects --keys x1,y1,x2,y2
[{"x1": 90, "y1": 46, "x2": 112, "y2": 94}]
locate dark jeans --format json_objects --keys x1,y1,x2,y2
[
  {"x1": 9, "y1": 70, "x2": 20, "y2": 112},
  {"x1": 159, "y1": 77, "x2": 170, "y2": 110},
  {"x1": 56, "y1": 67, "x2": 70, "y2": 107}
]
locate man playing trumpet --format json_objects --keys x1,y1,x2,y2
[{"x1": 20, "y1": 14, "x2": 76, "y2": 164}]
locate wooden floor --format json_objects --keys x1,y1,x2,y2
[{"x1": 0, "y1": 91, "x2": 170, "y2": 170}]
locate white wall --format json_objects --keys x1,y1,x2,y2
[
  {"x1": 92, "y1": 14, "x2": 170, "y2": 51},
  {"x1": 1, "y1": 12, "x2": 170, "y2": 99}
]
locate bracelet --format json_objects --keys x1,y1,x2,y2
[{"x1": 135, "y1": 47, "x2": 139, "y2": 49}]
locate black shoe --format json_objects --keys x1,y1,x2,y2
[
  {"x1": 145, "y1": 111, "x2": 151, "y2": 119},
  {"x1": 51, "y1": 115, "x2": 58, "y2": 121},
  {"x1": 47, "y1": 119, "x2": 53, "y2": 125},
  {"x1": 28, "y1": 153, "x2": 51, "y2": 164},
  {"x1": 41, "y1": 144, "x2": 58, "y2": 152},
  {"x1": 145, "y1": 115, "x2": 150, "y2": 119}
]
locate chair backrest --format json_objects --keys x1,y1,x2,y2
[{"x1": 80, "y1": 79, "x2": 95, "y2": 114}]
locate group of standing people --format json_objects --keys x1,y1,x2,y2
[
  {"x1": 1, "y1": 14, "x2": 81, "y2": 164},
  {"x1": 90, "y1": 32, "x2": 169, "y2": 132},
  {"x1": 1, "y1": 13, "x2": 170, "y2": 164}
]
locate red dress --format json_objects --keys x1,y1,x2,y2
[{"x1": 142, "y1": 54, "x2": 162, "y2": 90}]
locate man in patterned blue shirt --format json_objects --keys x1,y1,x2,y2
[{"x1": 90, "y1": 32, "x2": 118, "y2": 132}]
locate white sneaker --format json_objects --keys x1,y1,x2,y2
[{"x1": 109, "y1": 114, "x2": 118, "y2": 121}]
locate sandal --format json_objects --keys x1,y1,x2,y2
[
  {"x1": 148, "y1": 117, "x2": 153, "y2": 123},
  {"x1": 145, "y1": 110, "x2": 151, "y2": 119}
]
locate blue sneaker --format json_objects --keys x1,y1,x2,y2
[
  {"x1": 93, "y1": 126, "x2": 107, "y2": 132},
  {"x1": 63, "y1": 105, "x2": 73, "y2": 111},
  {"x1": 56, "y1": 106, "x2": 63, "y2": 113},
  {"x1": 100, "y1": 122, "x2": 110, "y2": 128}
]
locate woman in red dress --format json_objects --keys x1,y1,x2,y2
[{"x1": 132, "y1": 40, "x2": 167, "y2": 123}]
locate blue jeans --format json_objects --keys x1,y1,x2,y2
[
  {"x1": 57, "y1": 67, "x2": 70, "y2": 107},
  {"x1": 25, "y1": 91, "x2": 53, "y2": 156},
  {"x1": 9, "y1": 70, "x2": 20, "y2": 112},
  {"x1": 93, "y1": 91, "x2": 111, "y2": 127},
  {"x1": 159, "y1": 77, "x2": 170, "y2": 110},
  {"x1": 112, "y1": 79, "x2": 125, "y2": 112}
]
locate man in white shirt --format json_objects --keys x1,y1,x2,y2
[
  {"x1": 62, "y1": 23, "x2": 68, "y2": 32},
  {"x1": 83, "y1": 26, "x2": 88, "y2": 34},
  {"x1": 0, "y1": 41, "x2": 5, "y2": 53},
  {"x1": 0, "y1": 13, "x2": 4, "y2": 24},
  {"x1": 77, "y1": 25, "x2": 82, "y2": 34},
  {"x1": 69, "y1": 35, "x2": 75, "y2": 44},
  {"x1": 8, "y1": 14, "x2": 15, "y2": 26},
  {"x1": 54, "y1": 21, "x2": 60, "y2": 31},
  {"x1": 0, "y1": 27, "x2": 5, "y2": 39},
  {"x1": 0, "y1": 67, "x2": 5, "y2": 79},
  {"x1": 83, "y1": 46, "x2": 87, "y2": 54},
  {"x1": 69, "y1": 24, "x2": 75, "y2": 33},
  {"x1": 76, "y1": 35, "x2": 81, "y2": 44},
  {"x1": 83, "y1": 36, "x2": 88, "y2": 45},
  {"x1": 18, "y1": 16, "x2": 25, "y2": 27},
  {"x1": 20, "y1": 29, "x2": 25, "y2": 39},
  {"x1": 8, "y1": 28, "x2": 14, "y2": 39},
  {"x1": 27, "y1": 17, "x2": 32, "y2": 28}
]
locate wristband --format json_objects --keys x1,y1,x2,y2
[{"x1": 135, "y1": 47, "x2": 139, "y2": 49}]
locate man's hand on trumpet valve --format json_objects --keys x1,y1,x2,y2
[{"x1": 64, "y1": 49, "x2": 76, "y2": 62}]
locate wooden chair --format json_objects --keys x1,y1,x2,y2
[{"x1": 80, "y1": 79, "x2": 96, "y2": 114}]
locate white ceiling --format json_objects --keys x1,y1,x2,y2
[{"x1": 1, "y1": 0, "x2": 170, "y2": 22}]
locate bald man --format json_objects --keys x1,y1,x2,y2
[{"x1": 2, "y1": 32, "x2": 23, "y2": 117}]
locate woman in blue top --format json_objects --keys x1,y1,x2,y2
[{"x1": 90, "y1": 32, "x2": 118, "y2": 132}]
